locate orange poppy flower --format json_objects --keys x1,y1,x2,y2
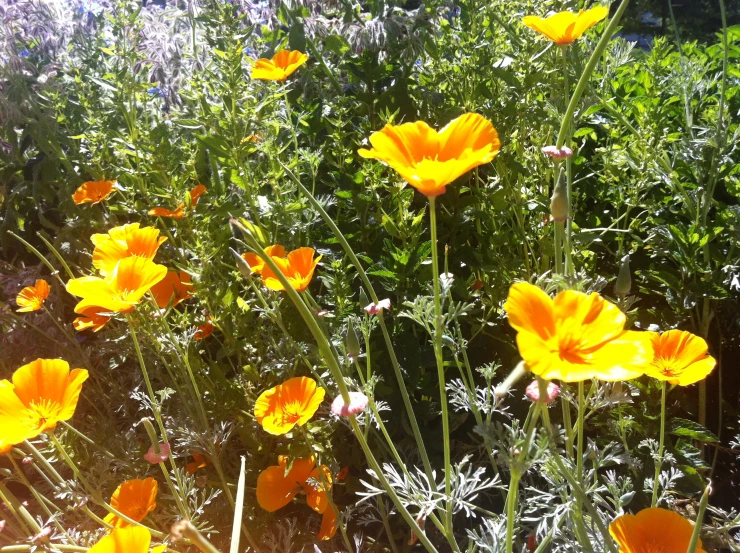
[
  {"x1": 151, "y1": 271, "x2": 193, "y2": 308},
  {"x1": 261, "y1": 248, "x2": 321, "y2": 293},
  {"x1": 89, "y1": 527, "x2": 165, "y2": 553},
  {"x1": 16, "y1": 279, "x2": 50, "y2": 312},
  {"x1": 72, "y1": 180, "x2": 116, "y2": 205},
  {"x1": 522, "y1": 6, "x2": 609, "y2": 46},
  {"x1": 643, "y1": 330, "x2": 716, "y2": 386},
  {"x1": 254, "y1": 376, "x2": 325, "y2": 435},
  {"x1": 251, "y1": 50, "x2": 308, "y2": 81},
  {"x1": 66, "y1": 257, "x2": 167, "y2": 315},
  {"x1": 609, "y1": 507, "x2": 706, "y2": 553},
  {"x1": 358, "y1": 113, "x2": 500, "y2": 197},
  {"x1": 186, "y1": 453, "x2": 210, "y2": 475},
  {"x1": 104, "y1": 477, "x2": 158, "y2": 528},
  {"x1": 193, "y1": 320, "x2": 214, "y2": 341},
  {"x1": 73, "y1": 306, "x2": 111, "y2": 332},
  {"x1": 91, "y1": 224, "x2": 167, "y2": 277},
  {"x1": 241, "y1": 244, "x2": 287, "y2": 275},
  {"x1": 148, "y1": 185, "x2": 206, "y2": 219},
  {"x1": 318, "y1": 507, "x2": 338, "y2": 540},
  {"x1": 189, "y1": 184, "x2": 207, "y2": 206},
  {"x1": 503, "y1": 282, "x2": 652, "y2": 382},
  {"x1": 0, "y1": 359, "x2": 89, "y2": 443},
  {"x1": 148, "y1": 205, "x2": 185, "y2": 219},
  {"x1": 257, "y1": 455, "x2": 332, "y2": 512}
]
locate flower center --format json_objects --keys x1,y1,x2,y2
[
  {"x1": 27, "y1": 399, "x2": 62, "y2": 431},
  {"x1": 281, "y1": 401, "x2": 305, "y2": 425}
]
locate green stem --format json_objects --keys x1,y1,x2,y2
[
  {"x1": 428, "y1": 196, "x2": 452, "y2": 529},
  {"x1": 504, "y1": 402, "x2": 541, "y2": 553},
  {"x1": 555, "y1": 0, "x2": 632, "y2": 150},
  {"x1": 651, "y1": 382, "x2": 667, "y2": 507},
  {"x1": 560, "y1": 46, "x2": 574, "y2": 276},
  {"x1": 686, "y1": 484, "x2": 710, "y2": 553},
  {"x1": 279, "y1": 163, "x2": 437, "y2": 486}
]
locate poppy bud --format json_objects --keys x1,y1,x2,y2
[
  {"x1": 331, "y1": 392, "x2": 369, "y2": 416},
  {"x1": 615, "y1": 254, "x2": 631, "y2": 297},
  {"x1": 359, "y1": 288, "x2": 369, "y2": 309},
  {"x1": 230, "y1": 248, "x2": 253, "y2": 278},
  {"x1": 550, "y1": 174, "x2": 569, "y2": 222},
  {"x1": 346, "y1": 321, "x2": 361, "y2": 359},
  {"x1": 141, "y1": 418, "x2": 161, "y2": 454}
]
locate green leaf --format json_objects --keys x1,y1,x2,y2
[{"x1": 669, "y1": 418, "x2": 718, "y2": 443}]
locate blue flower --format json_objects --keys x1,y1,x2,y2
[
  {"x1": 147, "y1": 87, "x2": 166, "y2": 98},
  {"x1": 19, "y1": 49, "x2": 30, "y2": 57}
]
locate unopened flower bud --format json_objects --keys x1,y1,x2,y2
[
  {"x1": 141, "y1": 418, "x2": 162, "y2": 455},
  {"x1": 346, "y1": 321, "x2": 361, "y2": 359},
  {"x1": 615, "y1": 254, "x2": 631, "y2": 297},
  {"x1": 359, "y1": 289, "x2": 369, "y2": 308},
  {"x1": 526, "y1": 380, "x2": 560, "y2": 404},
  {"x1": 331, "y1": 392, "x2": 369, "y2": 416},
  {"x1": 550, "y1": 174, "x2": 569, "y2": 223},
  {"x1": 230, "y1": 248, "x2": 253, "y2": 278},
  {"x1": 22, "y1": 457, "x2": 33, "y2": 465},
  {"x1": 144, "y1": 443, "x2": 171, "y2": 464},
  {"x1": 542, "y1": 145, "x2": 573, "y2": 160},
  {"x1": 31, "y1": 527, "x2": 52, "y2": 542}
]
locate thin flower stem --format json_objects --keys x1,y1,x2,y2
[
  {"x1": 428, "y1": 196, "x2": 453, "y2": 530},
  {"x1": 279, "y1": 163, "x2": 437, "y2": 486},
  {"x1": 59, "y1": 422, "x2": 116, "y2": 459},
  {"x1": 686, "y1": 483, "x2": 710, "y2": 553},
  {"x1": 8, "y1": 455, "x2": 74, "y2": 543},
  {"x1": 577, "y1": 381, "x2": 585, "y2": 481},
  {"x1": 505, "y1": 402, "x2": 541, "y2": 553},
  {"x1": 651, "y1": 382, "x2": 667, "y2": 507},
  {"x1": 560, "y1": 46, "x2": 574, "y2": 276},
  {"x1": 555, "y1": 0, "x2": 632, "y2": 151},
  {"x1": 0, "y1": 482, "x2": 35, "y2": 537},
  {"x1": 7, "y1": 231, "x2": 65, "y2": 287}
]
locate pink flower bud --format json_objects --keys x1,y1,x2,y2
[
  {"x1": 31, "y1": 527, "x2": 52, "y2": 542},
  {"x1": 144, "y1": 442, "x2": 171, "y2": 464},
  {"x1": 542, "y1": 146, "x2": 573, "y2": 160},
  {"x1": 331, "y1": 392, "x2": 369, "y2": 416},
  {"x1": 22, "y1": 456, "x2": 34, "y2": 465},
  {"x1": 525, "y1": 380, "x2": 560, "y2": 404},
  {"x1": 363, "y1": 298, "x2": 391, "y2": 315}
]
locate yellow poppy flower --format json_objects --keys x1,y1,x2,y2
[
  {"x1": 256, "y1": 455, "x2": 335, "y2": 541},
  {"x1": 610, "y1": 507, "x2": 706, "y2": 553},
  {"x1": 261, "y1": 247, "x2": 321, "y2": 293},
  {"x1": 241, "y1": 244, "x2": 287, "y2": 275},
  {"x1": 0, "y1": 359, "x2": 89, "y2": 443},
  {"x1": 522, "y1": 6, "x2": 609, "y2": 46},
  {"x1": 89, "y1": 527, "x2": 166, "y2": 553},
  {"x1": 254, "y1": 376, "x2": 325, "y2": 435},
  {"x1": 358, "y1": 113, "x2": 500, "y2": 197},
  {"x1": 644, "y1": 330, "x2": 716, "y2": 386},
  {"x1": 72, "y1": 180, "x2": 116, "y2": 205},
  {"x1": 16, "y1": 279, "x2": 50, "y2": 312},
  {"x1": 251, "y1": 50, "x2": 308, "y2": 81},
  {"x1": 66, "y1": 257, "x2": 167, "y2": 315},
  {"x1": 150, "y1": 271, "x2": 193, "y2": 308},
  {"x1": 104, "y1": 477, "x2": 158, "y2": 528},
  {"x1": 504, "y1": 282, "x2": 653, "y2": 382},
  {"x1": 91, "y1": 223, "x2": 167, "y2": 277}
]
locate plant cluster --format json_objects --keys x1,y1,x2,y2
[{"x1": 0, "y1": 0, "x2": 739, "y2": 553}]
